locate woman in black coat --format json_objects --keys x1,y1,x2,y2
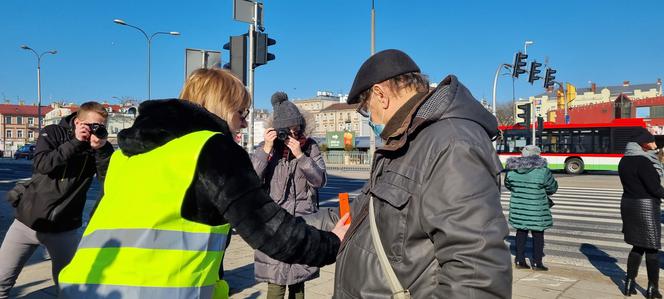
[{"x1": 618, "y1": 127, "x2": 664, "y2": 298}]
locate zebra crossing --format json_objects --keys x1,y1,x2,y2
[
  {"x1": 319, "y1": 175, "x2": 650, "y2": 272},
  {"x1": 501, "y1": 186, "x2": 657, "y2": 272}
]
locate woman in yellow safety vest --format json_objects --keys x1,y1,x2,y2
[{"x1": 58, "y1": 68, "x2": 349, "y2": 299}]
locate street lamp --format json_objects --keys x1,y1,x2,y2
[
  {"x1": 524, "y1": 40, "x2": 534, "y2": 55},
  {"x1": 21, "y1": 45, "x2": 57, "y2": 133},
  {"x1": 113, "y1": 19, "x2": 180, "y2": 101}
]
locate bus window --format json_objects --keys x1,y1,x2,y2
[{"x1": 559, "y1": 129, "x2": 572, "y2": 153}]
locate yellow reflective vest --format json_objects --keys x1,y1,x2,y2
[{"x1": 59, "y1": 130, "x2": 231, "y2": 299}]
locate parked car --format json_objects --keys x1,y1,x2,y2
[{"x1": 14, "y1": 144, "x2": 36, "y2": 160}]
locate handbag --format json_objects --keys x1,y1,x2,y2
[
  {"x1": 548, "y1": 196, "x2": 555, "y2": 208},
  {"x1": 6, "y1": 180, "x2": 31, "y2": 208}
]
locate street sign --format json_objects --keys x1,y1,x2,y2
[
  {"x1": 233, "y1": 0, "x2": 263, "y2": 27},
  {"x1": 184, "y1": 48, "x2": 221, "y2": 80},
  {"x1": 326, "y1": 131, "x2": 355, "y2": 149}
]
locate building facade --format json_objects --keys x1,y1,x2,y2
[
  {"x1": 0, "y1": 104, "x2": 53, "y2": 157},
  {"x1": 514, "y1": 80, "x2": 663, "y2": 124}
]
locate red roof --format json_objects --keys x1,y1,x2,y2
[{"x1": 0, "y1": 104, "x2": 54, "y2": 117}]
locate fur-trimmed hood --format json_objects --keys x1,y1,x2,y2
[
  {"x1": 505, "y1": 155, "x2": 548, "y2": 173},
  {"x1": 117, "y1": 99, "x2": 232, "y2": 156}
]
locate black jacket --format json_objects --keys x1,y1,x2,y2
[
  {"x1": 116, "y1": 99, "x2": 339, "y2": 267},
  {"x1": 618, "y1": 155, "x2": 664, "y2": 249},
  {"x1": 16, "y1": 113, "x2": 114, "y2": 232},
  {"x1": 618, "y1": 155, "x2": 664, "y2": 200}
]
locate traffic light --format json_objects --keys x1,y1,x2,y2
[
  {"x1": 543, "y1": 68, "x2": 557, "y2": 89},
  {"x1": 512, "y1": 52, "x2": 528, "y2": 78},
  {"x1": 537, "y1": 116, "x2": 544, "y2": 134},
  {"x1": 223, "y1": 34, "x2": 247, "y2": 85},
  {"x1": 516, "y1": 103, "x2": 532, "y2": 128},
  {"x1": 528, "y1": 61, "x2": 542, "y2": 84},
  {"x1": 254, "y1": 32, "x2": 276, "y2": 67}
]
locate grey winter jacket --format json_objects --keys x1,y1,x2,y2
[
  {"x1": 309, "y1": 75, "x2": 512, "y2": 298},
  {"x1": 250, "y1": 139, "x2": 327, "y2": 285}
]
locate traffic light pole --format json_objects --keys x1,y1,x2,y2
[
  {"x1": 492, "y1": 63, "x2": 511, "y2": 148},
  {"x1": 531, "y1": 99, "x2": 536, "y2": 146},
  {"x1": 247, "y1": 3, "x2": 257, "y2": 153}
]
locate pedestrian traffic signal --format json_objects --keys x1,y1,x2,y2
[
  {"x1": 516, "y1": 103, "x2": 532, "y2": 128},
  {"x1": 528, "y1": 61, "x2": 542, "y2": 84},
  {"x1": 543, "y1": 68, "x2": 557, "y2": 89},
  {"x1": 223, "y1": 34, "x2": 247, "y2": 85},
  {"x1": 512, "y1": 52, "x2": 528, "y2": 78},
  {"x1": 254, "y1": 32, "x2": 276, "y2": 67}
]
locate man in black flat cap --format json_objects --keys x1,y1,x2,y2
[{"x1": 329, "y1": 49, "x2": 511, "y2": 298}]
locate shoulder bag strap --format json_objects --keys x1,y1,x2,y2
[{"x1": 369, "y1": 196, "x2": 411, "y2": 299}]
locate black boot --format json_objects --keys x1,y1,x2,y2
[
  {"x1": 514, "y1": 260, "x2": 530, "y2": 269},
  {"x1": 623, "y1": 277, "x2": 637, "y2": 296},
  {"x1": 646, "y1": 282, "x2": 663, "y2": 299},
  {"x1": 531, "y1": 262, "x2": 549, "y2": 271}
]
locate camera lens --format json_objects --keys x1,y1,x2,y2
[{"x1": 277, "y1": 129, "x2": 289, "y2": 141}]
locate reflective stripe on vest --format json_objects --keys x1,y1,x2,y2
[
  {"x1": 77, "y1": 228, "x2": 228, "y2": 251},
  {"x1": 58, "y1": 130, "x2": 230, "y2": 299}
]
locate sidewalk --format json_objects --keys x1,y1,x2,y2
[{"x1": 9, "y1": 234, "x2": 657, "y2": 299}]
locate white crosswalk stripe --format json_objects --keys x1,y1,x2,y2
[
  {"x1": 501, "y1": 186, "x2": 664, "y2": 269},
  {"x1": 320, "y1": 177, "x2": 657, "y2": 269}
]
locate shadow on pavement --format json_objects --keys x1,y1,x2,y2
[
  {"x1": 579, "y1": 243, "x2": 636, "y2": 294},
  {"x1": 226, "y1": 263, "x2": 258, "y2": 295},
  {"x1": 9, "y1": 279, "x2": 51, "y2": 298}
]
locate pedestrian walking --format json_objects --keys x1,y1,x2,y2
[
  {"x1": 504, "y1": 145, "x2": 558, "y2": 271},
  {"x1": 0, "y1": 102, "x2": 114, "y2": 298},
  {"x1": 57, "y1": 68, "x2": 349, "y2": 299},
  {"x1": 251, "y1": 92, "x2": 327, "y2": 299},
  {"x1": 619, "y1": 127, "x2": 664, "y2": 298}
]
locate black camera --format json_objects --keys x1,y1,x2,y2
[
  {"x1": 276, "y1": 128, "x2": 290, "y2": 142},
  {"x1": 86, "y1": 123, "x2": 108, "y2": 139}
]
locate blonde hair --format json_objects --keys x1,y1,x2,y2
[
  {"x1": 78, "y1": 101, "x2": 108, "y2": 120},
  {"x1": 179, "y1": 68, "x2": 251, "y2": 122}
]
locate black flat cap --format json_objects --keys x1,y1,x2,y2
[{"x1": 347, "y1": 49, "x2": 420, "y2": 104}]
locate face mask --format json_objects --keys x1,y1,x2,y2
[{"x1": 367, "y1": 111, "x2": 385, "y2": 137}]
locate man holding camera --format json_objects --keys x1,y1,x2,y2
[{"x1": 0, "y1": 101, "x2": 113, "y2": 298}]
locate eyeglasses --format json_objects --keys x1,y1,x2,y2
[
  {"x1": 356, "y1": 97, "x2": 370, "y2": 118},
  {"x1": 239, "y1": 109, "x2": 250, "y2": 119}
]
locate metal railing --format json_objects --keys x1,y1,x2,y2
[{"x1": 322, "y1": 151, "x2": 371, "y2": 172}]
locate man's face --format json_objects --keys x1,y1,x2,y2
[
  {"x1": 75, "y1": 112, "x2": 106, "y2": 127},
  {"x1": 74, "y1": 112, "x2": 106, "y2": 131}
]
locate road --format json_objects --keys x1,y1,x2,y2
[
  {"x1": 0, "y1": 160, "x2": 655, "y2": 276},
  {"x1": 320, "y1": 170, "x2": 660, "y2": 274}
]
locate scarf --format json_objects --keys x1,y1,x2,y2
[{"x1": 624, "y1": 142, "x2": 664, "y2": 178}]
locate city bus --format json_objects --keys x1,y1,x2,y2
[{"x1": 496, "y1": 118, "x2": 658, "y2": 174}]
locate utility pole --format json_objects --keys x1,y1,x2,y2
[{"x1": 369, "y1": 0, "x2": 376, "y2": 161}]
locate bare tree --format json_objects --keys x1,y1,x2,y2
[{"x1": 496, "y1": 102, "x2": 515, "y2": 126}]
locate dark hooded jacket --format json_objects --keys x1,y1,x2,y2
[
  {"x1": 15, "y1": 113, "x2": 114, "y2": 232},
  {"x1": 309, "y1": 75, "x2": 511, "y2": 298},
  {"x1": 115, "y1": 99, "x2": 339, "y2": 267}
]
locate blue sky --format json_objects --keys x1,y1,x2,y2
[{"x1": 1, "y1": 0, "x2": 662, "y2": 110}]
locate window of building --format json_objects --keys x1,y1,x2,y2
[
  {"x1": 4, "y1": 116, "x2": 11, "y2": 124},
  {"x1": 17, "y1": 130, "x2": 23, "y2": 138},
  {"x1": 16, "y1": 116, "x2": 23, "y2": 124},
  {"x1": 28, "y1": 131, "x2": 34, "y2": 140},
  {"x1": 28, "y1": 117, "x2": 34, "y2": 125},
  {"x1": 6, "y1": 130, "x2": 12, "y2": 138}
]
